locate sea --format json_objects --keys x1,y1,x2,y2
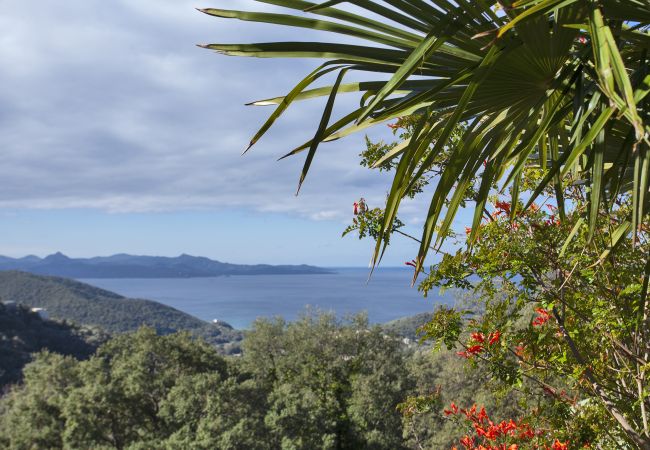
[{"x1": 80, "y1": 267, "x2": 456, "y2": 329}]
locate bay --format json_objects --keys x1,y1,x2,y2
[{"x1": 80, "y1": 267, "x2": 454, "y2": 329}]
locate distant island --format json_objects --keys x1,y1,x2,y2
[{"x1": 0, "y1": 252, "x2": 333, "y2": 278}]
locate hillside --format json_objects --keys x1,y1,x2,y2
[
  {"x1": 0, "y1": 271, "x2": 243, "y2": 351},
  {"x1": 382, "y1": 312, "x2": 435, "y2": 341},
  {"x1": 0, "y1": 253, "x2": 332, "y2": 278},
  {"x1": 0, "y1": 303, "x2": 106, "y2": 388}
]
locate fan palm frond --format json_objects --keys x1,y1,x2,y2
[{"x1": 200, "y1": 0, "x2": 650, "y2": 275}]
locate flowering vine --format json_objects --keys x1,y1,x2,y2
[{"x1": 445, "y1": 403, "x2": 569, "y2": 450}]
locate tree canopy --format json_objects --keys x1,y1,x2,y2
[{"x1": 0, "y1": 315, "x2": 534, "y2": 449}]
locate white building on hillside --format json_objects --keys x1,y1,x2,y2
[{"x1": 30, "y1": 308, "x2": 49, "y2": 320}]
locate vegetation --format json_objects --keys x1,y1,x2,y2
[
  {"x1": 0, "y1": 302, "x2": 106, "y2": 389},
  {"x1": 0, "y1": 271, "x2": 243, "y2": 351},
  {"x1": 333, "y1": 114, "x2": 650, "y2": 447},
  {"x1": 200, "y1": 1, "x2": 650, "y2": 272},
  {"x1": 197, "y1": 2, "x2": 650, "y2": 446},
  {"x1": 4, "y1": 2, "x2": 649, "y2": 448},
  {"x1": 0, "y1": 329, "x2": 229, "y2": 449},
  {"x1": 382, "y1": 312, "x2": 434, "y2": 341},
  {"x1": 419, "y1": 203, "x2": 649, "y2": 448},
  {"x1": 0, "y1": 313, "x2": 526, "y2": 449}
]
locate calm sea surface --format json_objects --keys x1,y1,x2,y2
[{"x1": 80, "y1": 268, "x2": 454, "y2": 329}]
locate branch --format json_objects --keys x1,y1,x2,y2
[
  {"x1": 394, "y1": 229, "x2": 453, "y2": 258},
  {"x1": 552, "y1": 307, "x2": 650, "y2": 450}
]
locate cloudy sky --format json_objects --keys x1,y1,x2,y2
[{"x1": 0, "y1": 0, "x2": 464, "y2": 266}]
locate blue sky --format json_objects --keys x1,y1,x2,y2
[{"x1": 0, "y1": 0, "x2": 469, "y2": 266}]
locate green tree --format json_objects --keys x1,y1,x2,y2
[
  {"x1": 0, "y1": 311, "x2": 541, "y2": 448},
  {"x1": 156, "y1": 374, "x2": 270, "y2": 449},
  {"x1": 242, "y1": 312, "x2": 412, "y2": 449},
  {"x1": 418, "y1": 202, "x2": 650, "y2": 448},
  {"x1": 0, "y1": 328, "x2": 232, "y2": 449},
  {"x1": 339, "y1": 118, "x2": 650, "y2": 447},
  {"x1": 60, "y1": 328, "x2": 228, "y2": 448},
  {"x1": 0, "y1": 352, "x2": 80, "y2": 450}
]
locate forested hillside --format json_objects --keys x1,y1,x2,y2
[
  {"x1": 0, "y1": 314, "x2": 523, "y2": 449},
  {"x1": 0, "y1": 271, "x2": 243, "y2": 351},
  {"x1": 0, "y1": 303, "x2": 106, "y2": 388},
  {"x1": 382, "y1": 312, "x2": 434, "y2": 341}
]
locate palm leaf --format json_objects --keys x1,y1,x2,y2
[{"x1": 201, "y1": 0, "x2": 649, "y2": 274}]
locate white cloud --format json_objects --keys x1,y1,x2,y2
[{"x1": 0, "y1": 0, "x2": 406, "y2": 223}]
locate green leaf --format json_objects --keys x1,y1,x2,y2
[
  {"x1": 559, "y1": 217, "x2": 584, "y2": 258},
  {"x1": 296, "y1": 68, "x2": 349, "y2": 193},
  {"x1": 240, "y1": 62, "x2": 345, "y2": 153},
  {"x1": 199, "y1": 8, "x2": 415, "y2": 49},
  {"x1": 497, "y1": 0, "x2": 578, "y2": 38},
  {"x1": 588, "y1": 109, "x2": 606, "y2": 240},
  {"x1": 358, "y1": 19, "x2": 460, "y2": 124}
]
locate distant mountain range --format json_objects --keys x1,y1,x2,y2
[{"x1": 0, "y1": 253, "x2": 332, "y2": 278}]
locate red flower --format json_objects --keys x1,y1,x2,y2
[
  {"x1": 518, "y1": 424, "x2": 535, "y2": 439},
  {"x1": 467, "y1": 345, "x2": 484, "y2": 355},
  {"x1": 445, "y1": 402, "x2": 459, "y2": 415},
  {"x1": 461, "y1": 404, "x2": 478, "y2": 419},
  {"x1": 533, "y1": 308, "x2": 550, "y2": 327},
  {"x1": 552, "y1": 440, "x2": 569, "y2": 450},
  {"x1": 471, "y1": 332, "x2": 486, "y2": 344},
  {"x1": 465, "y1": 226, "x2": 472, "y2": 235},
  {"x1": 488, "y1": 330, "x2": 501, "y2": 345},
  {"x1": 405, "y1": 260, "x2": 416, "y2": 268},
  {"x1": 477, "y1": 406, "x2": 489, "y2": 423},
  {"x1": 532, "y1": 317, "x2": 547, "y2": 327},
  {"x1": 545, "y1": 215, "x2": 561, "y2": 226},
  {"x1": 499, "y1": 419, "x2": 517, "y2": 434},
  {"x1": 446, "y1": 403, "x2": 564, "y2": 449},
  {"x1": 475, "y1": 425, "x2": 488, "y2": 438},
  {"x1": 474, "y1": 422, "x2": 499, "y2": 440},
  {"x1": 460, "y1": 435, "x2": 474, "y2": 449},
  {"x1": 458, "y1": 342, "x2": 484, "y2": 359},
  {"x1": 495, "y1": 200, "x2": 511, "y2": 214},
  {"x1": 353, "y1": 202, "x2": 359, "y2": 215}
]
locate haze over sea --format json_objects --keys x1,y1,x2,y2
[{"x1": 80, "y1": 268, "x2": 454, "y2": 329}]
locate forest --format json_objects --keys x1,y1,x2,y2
[{"x1": 0, "y1": 312, "x2": 524, "y2": 449}]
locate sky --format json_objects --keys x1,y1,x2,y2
[{"x1": 0, "y1": 0, "x2": 467, "y2": 266}]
